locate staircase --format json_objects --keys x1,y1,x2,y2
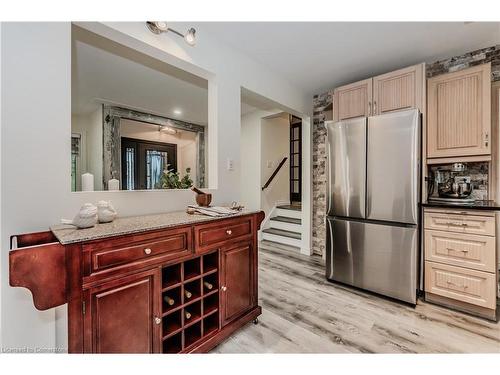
[{"x1": 261, "y1": 204, "x2": 302, "y2": 248}]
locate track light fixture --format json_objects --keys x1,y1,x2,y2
[{"x1": 146, "y1": 22, "x2": 197, "y2": 46}]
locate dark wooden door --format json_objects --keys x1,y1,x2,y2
[
  {"x1": 84, "y1": 268, "x2": 161, "y2": 353},
  {"x1": 220, "y1": 241, "x2": 254, "y2": 326},
  {"x1": 121, "y1": 137, "x2": 177, "y2": 190},
  {"x1": 290, "y1": 116, "x2": 302, "y2": 203}
]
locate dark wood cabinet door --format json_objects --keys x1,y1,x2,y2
[
  {"x1": 84, "y1": 268, "x2": 161, "y2": 353},
  {"x1": 221, "y1": 241, "x2": 255, "y2": 326}
]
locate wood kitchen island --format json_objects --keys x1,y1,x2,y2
[{"x1": 9, "y1": 210, "x2": 265, "y2": 353}]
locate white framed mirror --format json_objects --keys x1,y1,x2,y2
[{"x1": 71, "y1": 25, "x2": 208, "y2": 192}]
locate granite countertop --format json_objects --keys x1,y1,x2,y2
[
  {"x1": 51, "y1": 209, "x2": 261, "y2": 245},
  {"x1": 421, "y1": 200, "x2": 500, "y2": 211}
]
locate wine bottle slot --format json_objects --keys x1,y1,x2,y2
[
  {"x1": 184, "y1": 311, "x2": 191, "y2": 320},
  {"x1": 164, "y1": 296, "x2": 175, "y2": 306},
  {"x1": 203, "y1": 281, "x2": 213, "y2": 290},
  {"x1": 184, "y1": 290, "x2": 192, "y2": 299}
]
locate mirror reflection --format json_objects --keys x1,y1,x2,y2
[{"x1": 71, "y1": 25, "x2": 208, "y2": 191}]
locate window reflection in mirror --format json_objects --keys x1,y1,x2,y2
[{"x1": 71, "y1": 25, "x2": 208, "y2": 191}]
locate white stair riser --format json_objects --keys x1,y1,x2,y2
[
  {"x1": 261, "y1": 232, "x2": 302, "y2": 247},
  {"x1": 269, "y1": 220, "x2": 302, "y2": 232},
  {"x1": 275, "y1": 208, "x2": 301, "y2": 219}
]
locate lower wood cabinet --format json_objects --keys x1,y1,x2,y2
[
  {"x1": 425, "y1": 261, "x2": 496, "y2": 310},
  {"x1": 423, "y1": 208, "x2": 497, "y2": 320},
  {"x1": 9, "y1": 211, "x2": 265, "y2": 353},
  {"x1": 84, "y1": 268, "x2": 161, "y2": 353},
  {"x1": 221, "y1": 241, "x2": 255, "y2": 325}
]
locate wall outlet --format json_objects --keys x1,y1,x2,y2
[{"x1": 227, "y1": 158, "x2": 234, "y2": 171}]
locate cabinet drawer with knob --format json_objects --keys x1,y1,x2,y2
[
  {"x1": 194, "y1": 216, "x2": 253, "y2": 253},
  {"x1": 83, "y1": 227, "x2": 192, "y2": 280},
  {"x1": 424, "y1": 261, "x2": 496, "y2": 309}
]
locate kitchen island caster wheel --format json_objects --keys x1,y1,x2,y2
[{"x1": 253, "y1": 318, "x2": 259, "y2": 325}]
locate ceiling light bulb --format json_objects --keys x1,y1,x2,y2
[
  {"x1": 146, "y1": 21, "x2": 168, "y2": 34},
  {"x1": 155, "y1": 22, "x2": 168, "y2": 31},
  {"x1": 160, "y1": 126, "x2": 177, "y2": 135},
  {"x1": 173, "y1": 109, "x2": 182, "y2": 115},
  {"x1": 184, "y1": 28, "x2": 196, "y2": 46}
]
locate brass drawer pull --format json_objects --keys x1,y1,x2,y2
[
  {"x1": 226, "y1": 230, "x2": 232, "y2": 235},
  {"x1": 154, "y1": 317, "x2": 161, "y2": 325},
  {"x1": 144, "y1": 248, "x2": 152, "y2": 255},
  {"x1": 446, "y1": 247, "x2": 469, "y2": 254},
  {"x1": 221, "y1": 286, "x2": 227, "y2": 292},
  {"x1": 446, "y1": 280, "x2": 468, "y2": 289}
]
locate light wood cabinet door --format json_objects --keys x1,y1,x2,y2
[
  {"x1": 424, "y1": 229, "x2": 496, "y2": 273},
  {"x1": 333, "y1": 78, "x2": 372, "y2": 121},
  {"x1": 425, "y1": 261, "x2": 496, "y2": 309},
  {"x1": 424, "y1": 210, "x2": 495, "y2": 236},
  {"x1": 427, "y1": 63, "x2": 491, "y2": 158},
  {"x1": 372, "y1": 63, "x2": 424, "y2": 115}
]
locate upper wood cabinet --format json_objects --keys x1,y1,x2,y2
[
  {"x1": 333, "y1": 63, "x2": 425, "y2": 122},
  {"x1": 427, "y1": 63, "x2": 491, "y2": 159},
  {"x1": 372, "y1": 63, "x2": 425, "y2": 116},
  {"x1": 333, "y1": 78, "x2": 372, "y2": 121}
]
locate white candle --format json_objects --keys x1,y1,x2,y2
[
  {"x1": 82, "y1": 173, "x2": 94, "y2": 192},
  {"x1": 108, "y1": 178, "x2": 120, "y2": 191}
]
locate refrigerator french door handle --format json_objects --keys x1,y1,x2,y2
[{"x1": 326, "y1": 136, "x2": 332, "y2": 217}]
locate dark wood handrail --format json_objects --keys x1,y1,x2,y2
[{"x1": 261, "y1": 157, "x2": 288, "y2": 191}]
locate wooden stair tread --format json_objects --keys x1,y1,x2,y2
[
  {"x1": 277, "y1": 204, "x2": 301, "y2": 211},
  {"x1": 262, "y1": 228, "x2": 301, "y2": 239},
  {"x1": 270, "y1": 216, "x2": 301, "y2": 225}
]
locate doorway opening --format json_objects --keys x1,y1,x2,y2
[{"x1": 240, "y1": 88, "x2": 309, "y2": 254}]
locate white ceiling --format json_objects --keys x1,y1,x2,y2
[
  {"x1": 197, "y1": 22, "x2": 500, "y2": 95},
  {"x1": 72, "y1": 26, "x2": 208, "y2": 125}
]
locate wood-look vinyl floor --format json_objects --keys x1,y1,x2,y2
[{"x1": 214, "y1": 241, "x2": 500, "y2": 353}]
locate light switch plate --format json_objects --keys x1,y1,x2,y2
[
  {"x1": 227, "y1": 158, "x2": 234, "y2": 171},
  {"x1": 267, "y1": 160, "x2": 273, "y2": 168}
]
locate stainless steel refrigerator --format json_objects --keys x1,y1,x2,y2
[{"x1": 325, "y1": 109, "x2": 420, "y2": 304}]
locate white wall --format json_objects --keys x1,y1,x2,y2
[
  {"x1": 87, "y1": 106, "x2": 103, "y2": 190},
  {"x1": 240, "y1": 110, "x2": 292, "y2": 221},
  {"x1": 260, "y1": 113, "x2": 290, "y2": 218},
  {"x1": 240, "y1": 110, "x2": 272, "y2": 211},
  {"x1": 71, "y1": 107, "x2": 103, "y2": 190},
  {"x1": 1, "y1": 22, "x2": 310, "y2": 351}
]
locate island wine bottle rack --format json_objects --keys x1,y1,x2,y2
[{"x1": 161, "y1": 251, "x2": 220, "y2": 353}]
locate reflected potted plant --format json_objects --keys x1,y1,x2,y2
[{"x1": 156, "y1": 165, "x2": 193, "y2": 189}]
